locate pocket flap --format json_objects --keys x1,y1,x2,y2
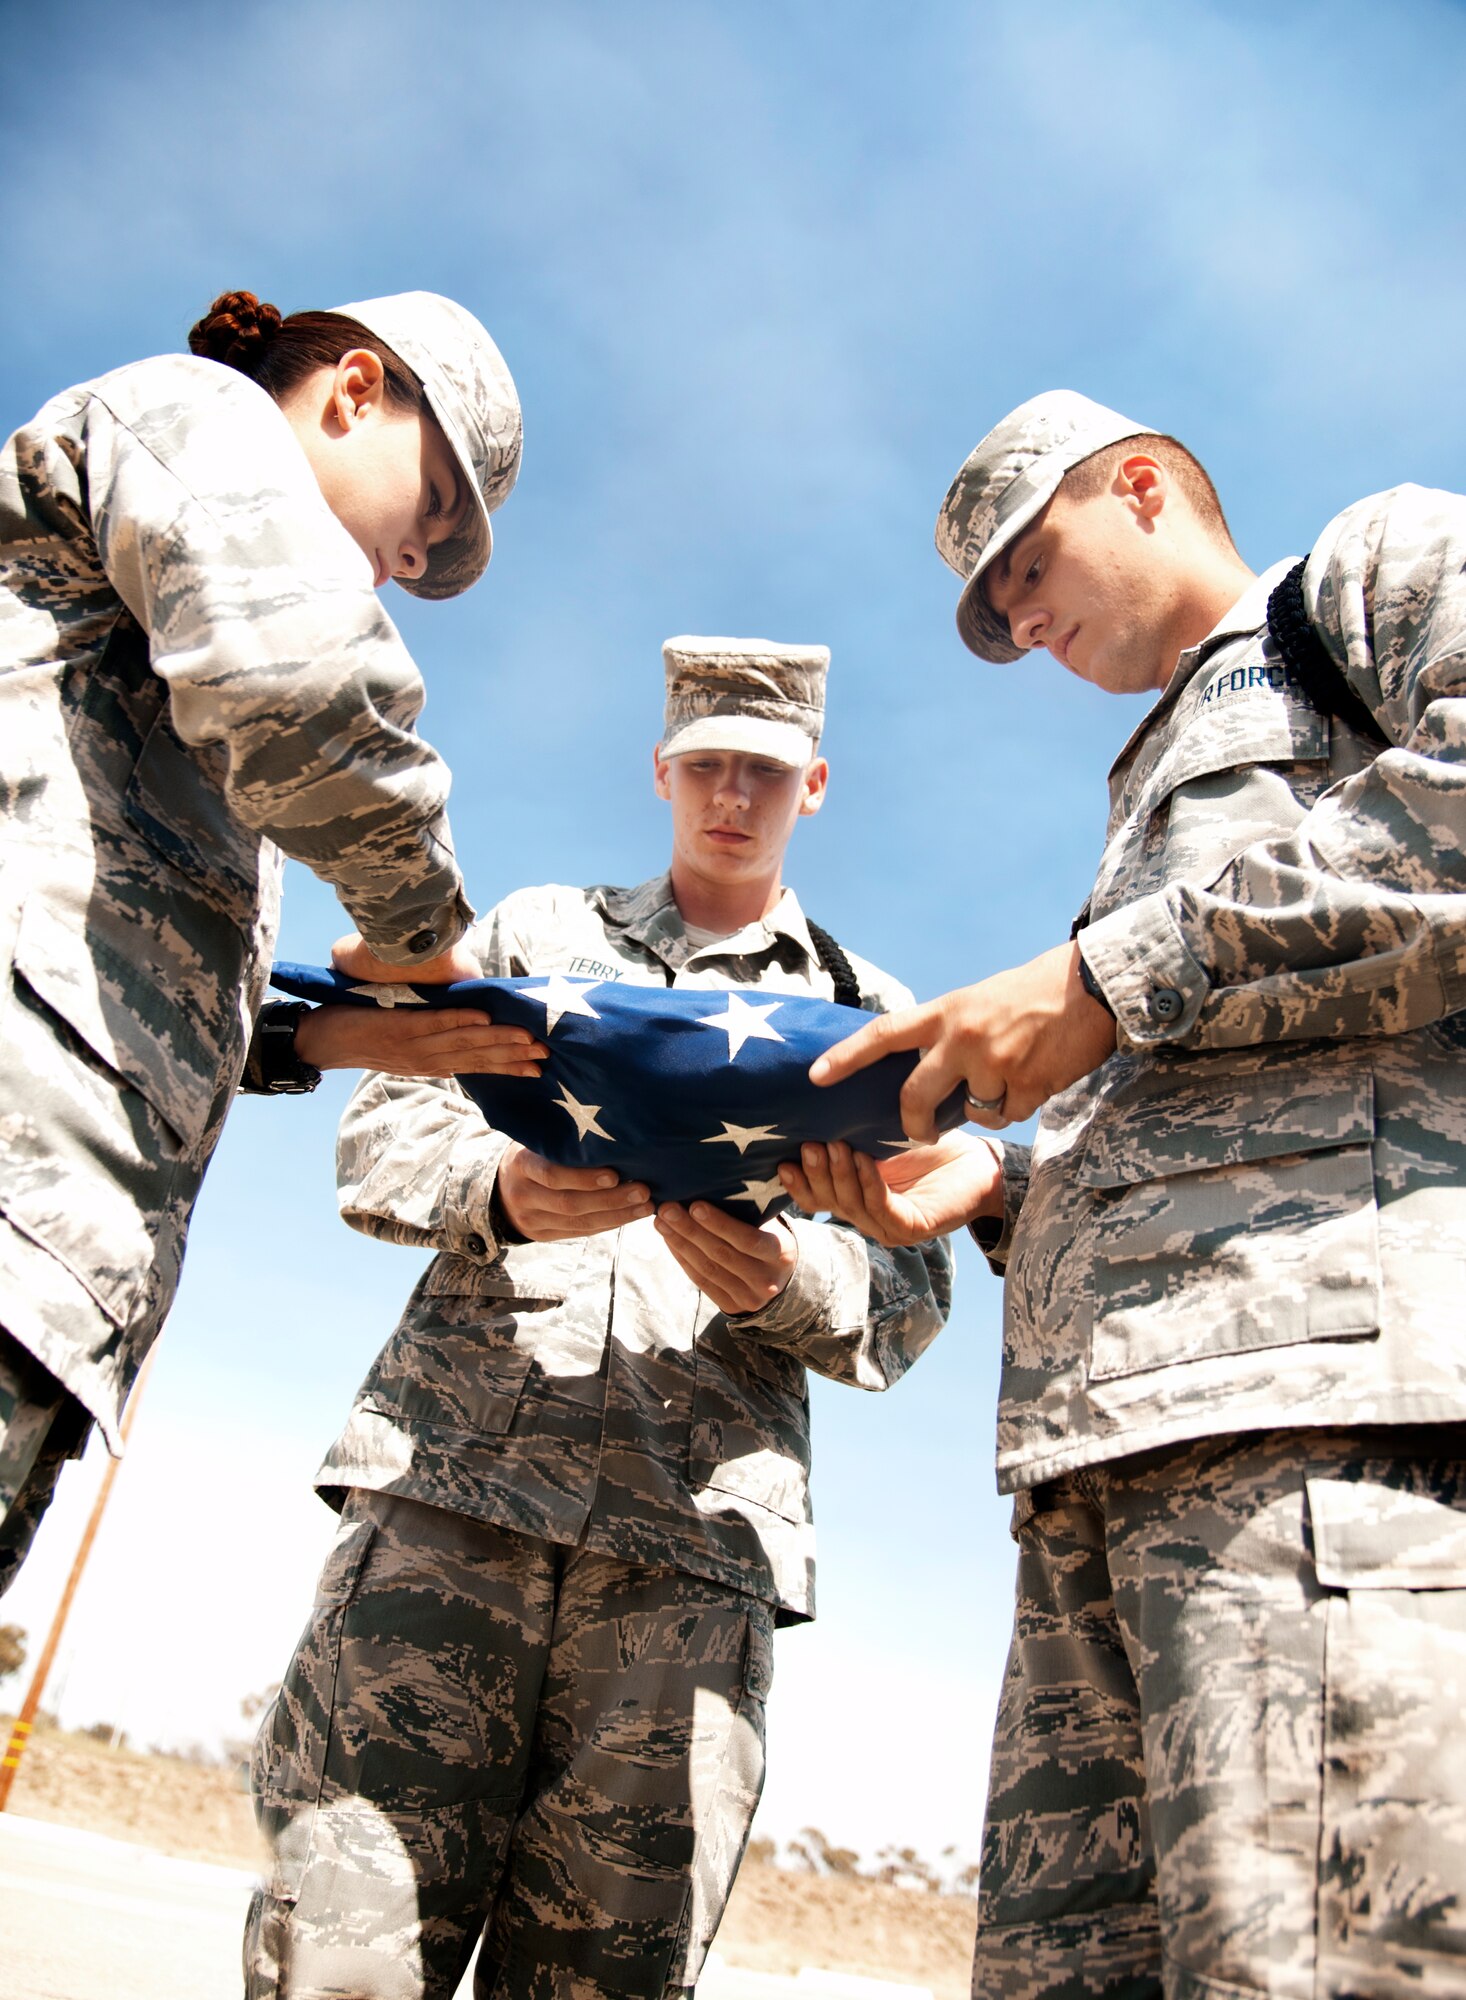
[
  {"x1": 14, "y1": 893, "x2": 217, "y2": 1152},
  {"x1": 422, "y1": 1238, "x2": 582, "y2": 1303},
  {"x1": 1308, "y1": 1469, "x2": 1466, "y2": 1590},
  {"x1": 1078, "y1": 1062, "x2": 1372, "y2": 1190},
  {"x1": 1144, "y1": 678, "x2": 1328, "y2": 808}
]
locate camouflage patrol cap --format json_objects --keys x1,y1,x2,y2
[
  {"x1": 334, "y1": 290, "x2": 522, "y2": 600},
  {"x1": 936, "y1": 390, "x2": 1156, "y2": 663},
  {"x1": 660, "y1": 636, "x2": 828, "y2": 768}
]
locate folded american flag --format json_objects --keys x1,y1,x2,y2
[{"x1": 270, "y1": 964, "x2": 961, "y2": 1217}]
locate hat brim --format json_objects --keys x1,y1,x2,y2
[
  {"x1": 660, "y1": 715, "x2": 817, "y2": 768},
  {"x1": 953, "y1": 460, "x2": 1071, "y2": 664},
  {"x1": 397, "y1": 377, "x2": 494, "y2": 602}
]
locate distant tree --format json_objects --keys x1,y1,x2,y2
[
  {"x1": 787, "y1": 1825, "x2": 862, "y2": 1877},
  {"x1": 744, "y1": 1835, "x2": 777, "y2": 1867},
  {"x1": 0, "y1": 1623, "x2": 25, "y2": 1680},
  {"x1": 77, "y1": 1719, "x2": 127, "y2": 1749},
  {"x1": 873, "y1": 1843, "x2": 941, "y2": 1893}
]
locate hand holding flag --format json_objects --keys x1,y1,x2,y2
[
  {"x1": 778, "y1": 1133, "x2": 1004, "y2": 1249},
  {"x1": 271, "y1": 960, "x2": 967, "y2": 1220},
  {"x1": 808, "y1": 941, "x2": 1118, "y2": 1137}
]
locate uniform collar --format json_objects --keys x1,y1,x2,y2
[
  {"x1": 590, "y1": 872, "x2": 818, "y2": 969},
  {"x1": 1107, "y1": 557, "x2": 1299, "y2": 776}
]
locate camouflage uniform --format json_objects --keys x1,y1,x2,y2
[
  {"x1": 939, "y1": 398, "x2": 1466, "y2": 1997},
  {"x1": 247, "y1": 869, "x2": 954, "y2": 2000},
  {"x1": 0, "y1": 306, "x2": 518, "y2": 1588}
]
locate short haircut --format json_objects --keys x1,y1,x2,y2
[{"x1": 1061, "y1": 433, "x2": 1236, "y2": 549}]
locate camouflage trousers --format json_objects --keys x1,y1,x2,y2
[
  {"x1": 245, "y1": 1490, "x2": 774, "y2": 2000},
  {"x1": 0, "y1": 1328, "x2": 90, "y2": 1597},
  {"x1": 976, "y1": 1425, "x2": 1466, "y2": 2000}
]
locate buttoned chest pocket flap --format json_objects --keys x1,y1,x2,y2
[
  {"x1": 1137, "y1": 683, "x2": 1330, "y2": 831},
  {"x1": 689, "y1": 1323, "x2": 810, "y2": 1524},
  {"x1": 365, "y1": 1241, "x2": 586, "y2": 1439},
  {"x1": 1078, "y1": 1065, "x2": 1380, "y2": 1382}
]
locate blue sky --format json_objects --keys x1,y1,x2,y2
[{"x1": 4, "y1": 0, "x2": 1466, "y2": 1867}]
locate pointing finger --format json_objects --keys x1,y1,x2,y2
[{"x1": 808, "y1": 1000, "x2": 938, "y2": 1087}]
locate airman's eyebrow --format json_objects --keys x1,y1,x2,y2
[{"x1": 1004, "y1": 524, "x2": 1045, "y2": 585}]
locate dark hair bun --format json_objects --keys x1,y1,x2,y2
[{"x1": 188, "y1": 290, "x2": 284, "y2": 376}]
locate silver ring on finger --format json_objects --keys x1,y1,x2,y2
[{"x1": 965, "y1": 1089, "x2": 1007, "y2": 1119}]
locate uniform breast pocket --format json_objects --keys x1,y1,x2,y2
[
  {"x1": 1080, "y1": 1065, "x2": 1381, "y2": 1382},
  {"x1": 1102, "y1": 679, "x2": 1332, "y2": 906}
]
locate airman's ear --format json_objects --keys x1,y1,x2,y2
[
  {"x1": 798, "y1": 756, "x2": 830, "y2": 818},
  {"x1": 1116, "y1": 453, "x2": 1167, "y2": 521},
  {"x1": 329, "y1": 350, "x2": 388, "y2": 433},
  {"x1": 653, "y1": 742, "x2": 673, "y2": 802}
]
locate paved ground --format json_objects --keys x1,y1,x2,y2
[
  {"x1": 0, "y1": 1812, "x2": 933, "y2": 2000},
  {"x1": 0, "y1": 1811, "x2": 256, "y2": 2000}
]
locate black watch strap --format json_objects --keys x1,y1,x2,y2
[
  {"x1": 1076, "y1": 950, "x2": 1116, "y2": 1018},
  {"x1": 245, "y1": 1001, "x2": 323, "y2": 1095}
]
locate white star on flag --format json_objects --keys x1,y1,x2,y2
[
  {"x1": 554, "y1": 1085, "x2": 613, "y2": 1144},
  {"x1": 731, "y1": 1173, "x2": 787, "y2": 1214},
  {"x1": 347, "y1": 983, "x2": 429, "y2": 1008},
  {"x1": 697, "y1": 993, "x2": 785, "y2": 1061},
  {"x1": 521, "y1": 975, "x2": 602, "y2": 1034},
  {"x1": 701, "y1": 1120, "x2": 787, "y2": 1155}
]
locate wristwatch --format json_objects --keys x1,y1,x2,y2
[
  {"x1": 246, "y1": 1001, "x2": 323, "y2": 1095},
  {"x1": 1076, "y1": 950, "x2": 1116, "y2": 1018}
]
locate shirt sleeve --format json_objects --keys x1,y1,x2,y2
[
  {"x1": 727, "y1": 1212, "x2": 954, "y2": 1391},
  {"x1": 967, "y1": 1140, "x2": 1030, "y2": 1275},
  {"x1": 1078, "y1": 485, "x2": 1466, "y2": 1050},
  {"x1": 335, "y1": 897, "x2": 536, "y2": 1248},
  {"x1": 82, "y1": 367, "x2": 471, "y2": 963}
]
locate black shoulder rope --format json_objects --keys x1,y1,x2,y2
[
  {"x1": 1266, "y1": 559, "x2": 1390, "y2": 749},
  {"x1": 806, "y1": 919, "x2": 863, "y2": 1008}
]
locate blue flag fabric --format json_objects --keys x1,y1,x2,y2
[{"x1": 270, "y1": 963, "x2": 962, "y2": 1218}]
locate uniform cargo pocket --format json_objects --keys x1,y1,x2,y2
[
  {"x1": 11, "y1": 890, "x2": 221, "y2": 1156},
  {"x1": 252, "y1": 1510, "x2": 378, "y2": 1904},
  {"x1": 361, "y1": 1301, "x2": 537, "y2": 1439},
  {"x1": 0, "y1": 914, "x2": 205, "y2": 1328},
  {"x1": 1308, "y1": 1462, "x2": 1466, "y2": 1988},
  {"x1": 1083, "y1": 1072, "x2": 1379, "y2": 1382}
]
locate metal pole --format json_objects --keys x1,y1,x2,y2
[{"x1": 0, "y1": 1343, "x2": 158, "y2": 1811}]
